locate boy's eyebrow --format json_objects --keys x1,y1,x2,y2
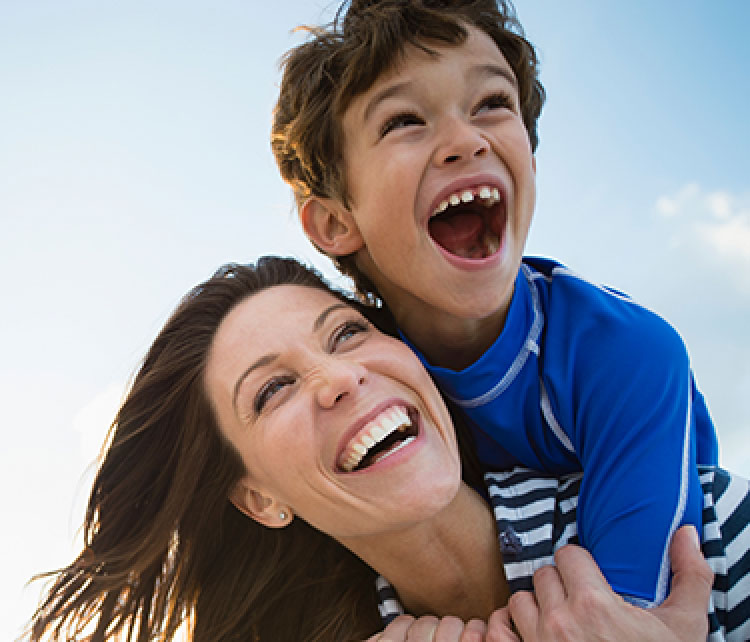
[
  {"x1": 471, "y1": 63, "x2": 518, "y2": 89},
  {"x1": 363, "y1": 80, "x2": 412, "y2": 123},
  {"x1": 231, "y1": 302, "x2": 350, "y2": 411},
  {"x1": 362, "y1": 63, "x2": 518, "y2": 123}
]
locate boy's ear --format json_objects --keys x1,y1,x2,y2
[
  {"x1": 229, "y1": 478, "x2": 293, "y2": 528},
  {"x1": 300, "y1": 197, "x2": 364, "y2": 257}
]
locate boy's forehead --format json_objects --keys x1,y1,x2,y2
[{"x1": 345, "y1": 26, "x2": 515, "y2": 122}]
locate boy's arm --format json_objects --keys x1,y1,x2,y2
[{"x1": 561, "y1": 300, "x2": 712, "y2": 605}]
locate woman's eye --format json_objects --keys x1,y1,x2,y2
[
  {"x1": 475, "y1": 93, "x2": 515, "y2": 114},
  {"x1": 254, "y1": 375, "x2": 295, "y2": 413},
  {"x1": 380, "y1": 112, "x2": 424, "y2": 137},
  {"x1": 331, "y1": 320, "x2": 368, "y2": 349}
]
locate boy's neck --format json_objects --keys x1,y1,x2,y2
[{"x1": 397, "y1": 304, "x2": 509, "y2": 371}]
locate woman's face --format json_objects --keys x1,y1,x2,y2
[{"x1": 204, "y1": 284, "x2": 461, "y2": 542}]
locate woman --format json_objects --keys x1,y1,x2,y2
[{"x1": 27, "y1": 257, "x2": 748, "y2": 641}]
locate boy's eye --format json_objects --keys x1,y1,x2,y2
[
  {"x1": 475, "y1": 92, "x2": 515, "y2": 115},
  {"x1": 254, "y1": 374, "x2": 296, "y2": 414},
  {"x1": 379, "y1": 112, "x2": 424, "y2": 138},
  {"x1": 331, "y1": 319, "x2": 369, "y2": 350}
]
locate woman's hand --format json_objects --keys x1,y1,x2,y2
[
  {"x1": 365, "y1": 525, "x2": 712, "y2": 642},
  {"x1": 365, "y1": 614, "x2": 487, "y2": 641},
  {"x1": 489, "y1": 525, "x2": 713, "y2": 642}
]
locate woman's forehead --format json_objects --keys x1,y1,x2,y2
[
  {"x1": 216, "y1": 285, "x2": 348, "y2": 348},
  {"x1": 205, "y1": 285, "x2": 349, "y2": 399}
]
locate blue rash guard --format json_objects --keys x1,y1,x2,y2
[{"x1": 402, "y1": 256, "x2": 719, "y2": 606}]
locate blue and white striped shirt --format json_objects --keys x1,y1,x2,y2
[{"x1": 376, "y1": 466, "x2": 750, "y2": 641}]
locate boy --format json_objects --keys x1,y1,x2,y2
[{"x1": 271, "y1": 0, "x2": 718, "y2": 608}]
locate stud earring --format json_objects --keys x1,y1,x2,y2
[{"x1": 279, "y1": 510, "x2": 287, "y2": 521}]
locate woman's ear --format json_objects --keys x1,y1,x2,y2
[
  {"x1": 230, "y1": 479, "x2": 293, "y2": 528},
  {"x1": 300, "y1": 197, "x2": 364, "y2": 257}
]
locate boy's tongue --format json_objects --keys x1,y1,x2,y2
[{"x1": 429, "y1": 212, "x2": 484, "y2": 257}]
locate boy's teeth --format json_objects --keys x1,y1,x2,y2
[
  {"x1": 433, "y1": 185, "x2": 501, "y2": 216},
  {"x1": 340, "y1": 406, "x2": 412, "y2": 472}
]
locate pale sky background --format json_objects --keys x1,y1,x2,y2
[{"x1": 2, "y1": 1, "x2": 748, "y2": 639}]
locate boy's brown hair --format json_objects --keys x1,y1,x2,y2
[{"x1": 271, "y1": 0, "x2": 545, "y2": 299}]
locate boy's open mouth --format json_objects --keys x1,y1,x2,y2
[{"x1": 428, "y1": 185, "x2": 506, "y2": 260}]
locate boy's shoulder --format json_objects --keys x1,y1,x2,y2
[
  {"x1": 523, "y1": 256, "x2": 669, "y2": 323},
  {"x1": 522, "y1": 256, "x2": 639, "y2": 306},
  {"x1": 521, "y1": 256, "x2": 689, "y2": 365}
]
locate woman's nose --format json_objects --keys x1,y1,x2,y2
[
  {"x1": 313, "y1": 359, "x2": 367, "y2": 408},
  {"x1": 435, "y1": 117, "x2": 490, "y2": 166}
]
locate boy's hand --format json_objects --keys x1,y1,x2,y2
[
  {"x1": 364, "y1": 614, "x2": 487, "y2": 641},
  {"x1": 494, "y1": 525, "x2": 713, "y2": 641}
]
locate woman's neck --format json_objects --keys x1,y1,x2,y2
[{"x1": 343, "y1": 482, "x2": 509, "y2": 622}]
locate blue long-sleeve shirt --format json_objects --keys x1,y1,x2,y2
[{"x1": 402, "y1": 256, "x2": 718, "y2": 605}]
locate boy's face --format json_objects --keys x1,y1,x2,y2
[{"x1": 305, "y1": 26, "x2": 536, "y2": 349}]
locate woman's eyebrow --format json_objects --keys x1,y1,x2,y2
[
  {"x1": 233, "y1": 353, "x2": 279, "y2": 412},
  {"x1": 313, "y1": 302, "x2": 349, "y2": 331},
  {"x1": 231, "y1": 302, "x2": 351, "y2": 411}
]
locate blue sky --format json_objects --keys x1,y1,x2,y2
[{"x1": 1, "y1": 1, "x2": 748, "y2": 638}]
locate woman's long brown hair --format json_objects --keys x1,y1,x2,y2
[{"x1": 27, "y1": 257, "x2": 384, "y2": 641}]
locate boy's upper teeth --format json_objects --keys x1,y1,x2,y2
[
  {"x1": 340, "y1": 406, "x2": 411, "y2": 472},
  {"x1": 434, "y1": 185, "x2": 501, "y2": 216}
]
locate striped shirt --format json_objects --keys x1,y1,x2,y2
[{"x1": 376, "y1": 466, "x2": 750, "y2": 641}]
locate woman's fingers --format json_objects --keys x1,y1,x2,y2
[
  {"x1": 650, "y1": 525, "x2": 713, "y2": 641},
  {"x1": 531, "y1": 563, "x2": 566, "y2": 611}
]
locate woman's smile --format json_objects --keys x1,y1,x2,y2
[{"x1": 337, "y1": 403, "x2": 420, "y2": 473}]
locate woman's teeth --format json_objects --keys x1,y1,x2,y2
[
  {"x1": 433, "y1": 185, "x2": 501, "y2": 216},
  {"x1": 340, "y1": 406, "x2": 413, "y2": 472}
]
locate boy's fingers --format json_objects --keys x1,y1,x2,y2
[
  {"x1": 430, "y1": 615, "x2": 465, "y2": 642},
  {"x1": 460, "y1": 618, "x2": 488, "y2": 642},
  {"x1": 486, "y1": 607, "x2": 521, "y2": 642},
  {"x1": 400, "y1": 614, "x2": 439, "y2": 641},
  {"x1": 367, "y1": 614, "x2": 417, "y2": 642},
  {"x1": 506, "y1": 590, "x2": 540, "y2": 641}
]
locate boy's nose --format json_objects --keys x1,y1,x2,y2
[
  {"x1": 313, "y1": 359, "x2": 367, "y2": 409},
  {"x1": 435, "y1": 118, "x2": 490, "y2": 166}
]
